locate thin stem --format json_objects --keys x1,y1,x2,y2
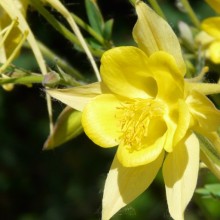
[
  {"x1": 180, "y1": 0, "x2": 200, "y2": 28},
  {"x1": 148, "y1": 0, "x2": 166, "y2": 20},
  {"x1": 71, "y1": 13, "x2": 105, "y2": 45},
  {"x1": 29, "y1": 0, "x2": 79, "y2": 44},
  {"x1": 0, "y1": 25, "x2": 11, "y2": 36},
  {"x1": 29, "y1": 0, "x2": 103, "y2": 57},
  {"x1": 44, "y1": 0, "x2": 101, "y2": 81},
  {"x1": 24, "y1": 41, "x2": 85, "y2": 81},
  {"x1": 0, "y1": 18, "x2": 18, "y2": 48},
  {"x1": 0, "y1": 74, "x2": 43, "y2": 84}
]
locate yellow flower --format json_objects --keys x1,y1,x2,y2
[
  {"x1": 197, "y1": 0, "x2": 220, "y2": 63},
  {"x1": 0, "y1": 0, "x2": 28, "y2": 61},
  {"x1": 200, "y1": 17, "x2": 220, "y2": 63},
  {"x1": 84, "y1": 47, "x2": 188, "y2": 166},
  {"x1": 0, "y1": 0, "x2": 28, "y2": 90},
  {"x1": 48, "y1": 1, "x2": 220, "y2": 219},
  {"x1": 83, "y1": 3, "x2": 220, "y2": 219}
]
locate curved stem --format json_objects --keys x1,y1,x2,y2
[
  {"x1": 43, "y1": 0, "x2": 101, "y2": 81},
  {"x1": 29, "y1": 0, "x2": 103, "y2": 58},
  {"x1": 180, "y1": 0, "x2": 200, "y2": 28},
  {"x1": 71, "y1": 13, "x2": 105, "y2": 45},
  {"x1": 0, "y1": 31, "x2": 28, "y2": 74},
  {"x1": 23, "y1": 41, "x2": 85, "y2": 81},
  {"x1": 0, "y1": 18, "x2": 18, "y2": 48}
]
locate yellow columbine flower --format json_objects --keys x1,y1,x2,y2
[
  {"x1": 48, "y1": 1, "x2": 220, "y2": 219},
  {"x1": 84, "y1": 47, "x2": 191, "y2": 166},
  {"x1": 197, "y1": 0, "x2": 220, "y2": 63}
]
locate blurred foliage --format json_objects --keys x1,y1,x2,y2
[{"x1": 0, "y1": 0, "x2": 220, "y2": 219}]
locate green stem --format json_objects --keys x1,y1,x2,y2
[
  {"x1": 71, "y1": 13, "x2": 105, "y2": 45},
  {"x1": 24, "y1": 41, "x2": 85, "y2": 81},
  {"x1": 29, "y1": 0, "x2": 103, "y2": 57},
  {"x1": 148, "y1": 0, "x2": 166, "y2": 20},
  {"x1": 180, "y1": 0, "x2": 200, "y2": 28},
  {"x1": 0, "y1": 75, "x2": 43, "y2": 85}
]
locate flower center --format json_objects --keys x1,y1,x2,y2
[{"x1": 117, "y1": 98, "x2": 166, "y2": 152}]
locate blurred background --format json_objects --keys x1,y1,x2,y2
[{"x1": 1, "y1": 0, "x2": 220, "y2": 219}]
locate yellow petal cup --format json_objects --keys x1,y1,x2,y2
[{"x1": 48, "y1": 1, "x2": 220, "y2": 220}]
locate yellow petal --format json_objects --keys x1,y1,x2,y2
[
  {"x1": 205, "y1": 0, "x2": 220, "y2": 13},
  {"x1": 186, "y1": 91, "x2": 220, "y2": 131},
  {"x1": 133, "y1": 1, "x2": 186, "y2": 74},
  {"x1": 148, "y1": 51, "x2": 184, "y2": 103},
  {"x1": 163, "y1": 115, "x2": 177, "y2": 152},
  {"x1": 208, "y1": 41, "x2": 220, "y2": 63},
  {"x1": 117, "y1": 119, "x2": 166, "y2": 167},
  {"x1": 195, "y1": 31, "x2": 214, "y2": 47},
  {"x1": 173, "y1": 99, "x2": 191, "y2": 146},
  {"x1": 100, "y1": 46, "x2": 157, "y2": 99},
  {"x1": 162, "y1": 98, "x2": 191, "y2": 153},
  {"x1": 102, "y1": 152, "x2": 164, "y2": 220},
  {"x1": 202, "y1": 17, "x2": 220, "y2": 39},
  {"x1": 82, "y1": 94, "x2": 120, "y2": 148},
  {"x1": 163, "y1": 133, "x2": 200, "y2": 220},
  {"x1": 47, "y1": 82, "x2": 101, "y2": 111}
]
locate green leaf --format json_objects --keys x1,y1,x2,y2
[
  {"x1": 195, "y1": 188, "x2": 210, "y2": 197},
  {"x1": 85, "y1": 0, "x2": 104, "y2": 36},
  {"x1": 196, "y1": 184, "x2": 220, "y2": 200},
  {"x1": 103, "y1": 19, "x2": 114, "y2": 41},
  {"x1": 43, "y1": 107, "x2": 83, "y2": 150},
  {"x1": 205, "y1": 184, "x2": 220, "y2": 198}
]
